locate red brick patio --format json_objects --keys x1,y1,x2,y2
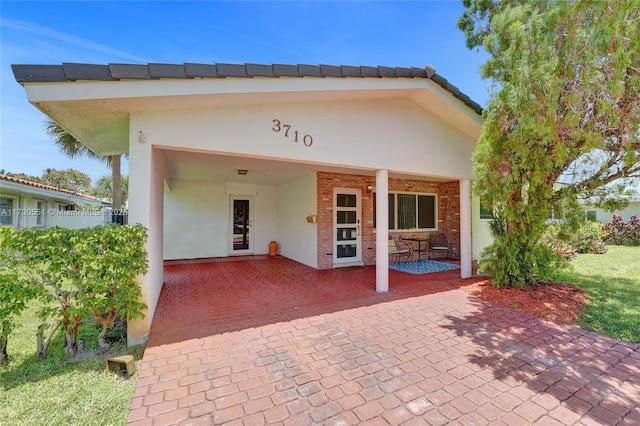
[{"x1": 129, "y1": 257, "x2": 640, "y2": 425}]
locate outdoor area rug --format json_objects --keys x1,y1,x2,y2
[{"x1": 389, "y1": 259, "x2": 460, "y2": 275}]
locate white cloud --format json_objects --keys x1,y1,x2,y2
[{"x1": 0, "y1": 17, "x2": 149, "y2": 63}]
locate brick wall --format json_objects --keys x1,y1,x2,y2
[{"x1": 317, "y1": 171, "x2": 461, "y2": 270}]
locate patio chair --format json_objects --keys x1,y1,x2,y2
[
  {"x1": 389, "y1": 238, "x2": 413, "y2": 263},
  {"x1": 428, "y1": 233, "x2": 450, "y2": 259}
]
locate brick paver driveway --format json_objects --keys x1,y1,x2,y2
[{"x1": 128, "y1": 257, "x2": 640, "y2": 425}]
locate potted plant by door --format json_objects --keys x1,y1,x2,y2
[{"x1": 269, "y1": 241, "x2": 278, "y2": 256}]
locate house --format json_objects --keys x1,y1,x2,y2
[
  {"x1": 12, "y1": 62, "x2": 484, "y2": 345},
  {"x1": 580, "y1": 196, "x2": 640, "y2": 223},
  {"x1": 0, "y1": 174, "x2": 107, "y2": 228}
]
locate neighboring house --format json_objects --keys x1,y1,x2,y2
[
  {"x1": 0, "y1": 174, "x2": 107, "y2": 229},
  {"x1": 580, "y1": 196, "x2": 640, "y2": 223},
  {"x1": 471, "y1": 194, "x2": 640, "y2": 259},
  {"x1": 13, "y1": 62, "x2": 484, "y2": 345}
]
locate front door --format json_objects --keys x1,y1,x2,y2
[
  {"x1": 333, "y1": 188, "x2": 362, "y2": 266},
  {"x1": 230, "y1": 196, "x2": 254, "y2": 254}
]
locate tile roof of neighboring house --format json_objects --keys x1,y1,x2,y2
[
  {"x1": 0, "y1": 174, "x2": 101, "y2": 203},
  {"x1": 586, "y1": 196, "x2": 640, "y2": 204},
  {"x1": 11, "y1": 62, "x2": 483, "y2": 115}
]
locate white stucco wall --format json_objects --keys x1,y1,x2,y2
[
  {"x1": 55, "y1": 210, "x2": 109, "y2": 229},
  {"x1": 277, "y1": 173, "x2": 318, "y2": 268},
  {"x1": 164, "y1": 180, "x2": 278, "y2": 260},
  {"x1": 164, "y1": 181, "x2": 227, "y2": 259},
  {"x1": 254, "y1": 185, "x2": 279, "y2": 256},
  {"x1": 127, "y1": 141, "x2": 165, "y2": 345},
  {"x1": 0, "y1": 192, "x2": 106, "y2": 229},
  {"x1": 133, "y1": 98, "x2": 476, "y2": 180},
  {"x1": 472, "y1": 194, "x2": 492, "y2": 260},
  {"x1": 582, "y1": 202, "x2": 640, "y2": 223}
]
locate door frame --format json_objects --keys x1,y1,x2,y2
[
  {"x1": 332, "y1": 188, "x2": 363, "y2": 266},
  {"x1": 229, "y1": 195, "x2": 255, "y2": 255}
]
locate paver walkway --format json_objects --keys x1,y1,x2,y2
[{"x1": 129, "y1": 257, "x2": 640, "y2": 425}]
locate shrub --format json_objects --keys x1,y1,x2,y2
[
  {"x1": 0, "y1": 227, "x2": 43, "y2": 364},
  {"x1": 1, "y1": 224, "x2": 148, "y2": 359},
  {"x1": 603, "y1": 214, "x2": 640, "y2": 246},
  {"x1": 541, "y1": 221, "x2": 607, "y2": 256},
  {"x1": 479, "y1": 232, "x2": 568, "y2": 289},
  {"x1": 551, "y1": 241, "x2": 578, "y2": 260},
  {"x1": 573, "y1": 222, "x2": 607, "y2": 254}
]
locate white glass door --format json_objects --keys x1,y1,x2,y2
[
  {"x1": 230, "y1": 196, "x2": 254, "y2": 255},
  {"x1": 333, "y1": 188, "x2": 362, "y2": 265}
]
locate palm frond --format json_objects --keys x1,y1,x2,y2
[{"x1": 44, "y1": 120, "x2": 109, "y2": 165}]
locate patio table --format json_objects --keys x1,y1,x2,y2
[{"x1": 401, "y1": 237, "x2": 430, "y2": 260}]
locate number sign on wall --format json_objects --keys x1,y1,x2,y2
[{"x1": 272, "y1": 119, "x2": 313, "y2": 147}]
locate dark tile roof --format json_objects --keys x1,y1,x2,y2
[{"x1": 12, "y1": 62, "x2": 483, "y2": 115}]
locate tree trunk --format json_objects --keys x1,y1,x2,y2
[
  {"x1": 63, "y1": 317, "x2": 79, "y2": 356},
  {"x1": 64, "y1": 327, "x2": 78, "y2": 355},
  {"x1": 111, "y1": 154, "x2": 122, "y2": 209},
  {"x1": 37, "y1": 323, "x2": 47, "y2": 359},
  {"x1": 111, "y1": 154, "x2": 123, "y2": 224},
  {"x1": 97, "y1": 323, "x2": 110, "y2": 349},
  {"x1": 37, "y1": 322, "x2": 60, "y2": 359},
  {"x1": 0, "y1": 320, "x2": 9, "y2": 365}
]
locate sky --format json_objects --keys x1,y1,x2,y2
[{"x1": 0, "y1": 1, "x2": 491, "y2": 185}]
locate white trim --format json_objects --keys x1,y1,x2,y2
[
  {"x1": 229, "y1": 195, "x2": 255, "y2": 255},
  {"x1": 332, "y1": 188, "x2": 362, "y2": 266},
  {"x1": 24, "y1": 77, "x2": 453, "y2": 103}
]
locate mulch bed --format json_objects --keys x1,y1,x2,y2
[{"x1": 448, "y1": 276, "x2": 589, "y2": 324}]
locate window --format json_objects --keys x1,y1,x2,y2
[
  {"x1": 479, "y1": 200, "x2": 493, "y2": 220},
  {"x1": 374, "y1": 192, "x2": 436, "y2": 230},
  {"x1": 0, "y1": 197, "x2": 14, "y2": 226},
  {"x1": 60, "y1": 204, "x2": 78, "y2": 211},
  {"x1": 578, "y1": 210, "x2": 597, "y2": 222},
  {"x1": 35, "y1": 200, "x2": 45, "y2": 226}
]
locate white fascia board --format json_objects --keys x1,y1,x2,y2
[
  {"x1": 410, "y1": 80, "x2": 483, "y2": 138},
  {"x1": 22, "y1": 77, "x2": 430, "y2": 103},
  {"x1": 423, "y1": 79, "x2": 483, "y2": 126}
]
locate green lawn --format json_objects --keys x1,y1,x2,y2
[
  {"x1": 551, "y1": 245, "x2": 640, "y2": 344},
  {"x1": 0, "y1": 303, "x2": 144, "y2": 426}
]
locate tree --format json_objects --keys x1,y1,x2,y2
[
  {"x1": 45, "y1": 120, "x2": 124, "y2": 212},
  {"x1": 3, "y1": 168, "x2": 92, "y2": 194},
  {"x1": 93, "y1": 174, "x2": 128, "y2": 205},
  {"x1": 40, "y1": 168, "x2": 93, "y2": 193},
  {"x1": 458, "y1": 0, "x2": 640, "y2": 287}
]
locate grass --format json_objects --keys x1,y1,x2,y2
[
  {"x1": 551, "y1": 245, "x2": 640, "y2": 344},
  {"x1": 0, "y1": 302, "x2": 144, "y2": 426}
]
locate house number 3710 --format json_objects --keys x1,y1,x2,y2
[{"x1": 272, "y1": 119, "x2": 313, "y2": 147}]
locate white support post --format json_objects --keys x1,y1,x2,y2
[
  {"x1": 376, "y1": 170, "x2": 389, "y2": 292},
  {"x1": 460, "y1": 179, "x2": 472, "y2": 278}
]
